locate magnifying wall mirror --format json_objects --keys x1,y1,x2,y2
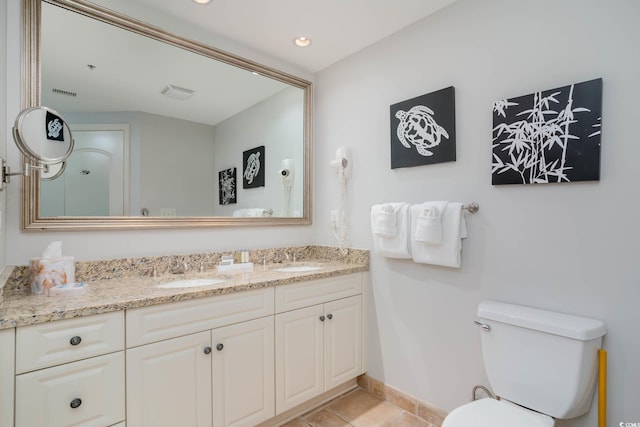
[
  {"x1": 1, "y1": 106, "x2": 73, "y2": 190},
  {"x1": 21, "y1": 0, "x2": 312, "y2": 230}
]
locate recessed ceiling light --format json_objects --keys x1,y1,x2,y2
[
  {"x1": 192, "y1": 0, "x2": 211, "y2": 4},
  {"x1": 294, "y1": 36, "x2": 312, "y2": 47}
]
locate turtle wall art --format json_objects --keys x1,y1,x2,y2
[
  {"x1": 492, "y1": 78, "x2": 602, "y2": 185},
  {"x1": 243, "y1": 145, "x2": 265, "y2": 188},
  {"x1": 390, "y1": 86, "x2": 456, "y2": 169},
  {"x1": 218, "y1": 167, "x2": 236, "y2": 205}
]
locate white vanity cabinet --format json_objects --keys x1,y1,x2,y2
[
  {"x1": 274, "y1": 273, "x2": 363, "y2": 413},
  {"x1": 126, "y1": 331, "x2": 213, "y2": 427},
  {"x1": 0, "y1": 328, "x2": 16, "y2": 427},
  {"x1": 211, "y1": 316, "x2": 274, "y2": 427},
  {"x1": 13, "y1": 311, "x2": 126, "y2": 427},
  {"x1": 125, "y1": 287, "x2": 275, "y2": 427}
]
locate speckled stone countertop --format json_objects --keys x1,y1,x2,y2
[{"x1": 0, "y1": 246, "x2": 368, "y2": 330}]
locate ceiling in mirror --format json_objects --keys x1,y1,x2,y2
[{"x1": 21, "y1": 0, "x2": 312, "y2": 230}]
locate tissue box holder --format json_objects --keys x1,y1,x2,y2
[{"x1": 30, "y1": 256, "x2": 76, "y2": 295}]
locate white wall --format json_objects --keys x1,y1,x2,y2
[
  {"x1": 213, "y1": 87, "x2": 304, "y2": 217},
  {"x1": 314, "y1": 0, "x2": 640, "y2": 425},
  {"x1": 0, "y1": 0, "x2": 8, "y2": 269}
]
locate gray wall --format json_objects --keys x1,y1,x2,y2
[
  {"x1": 213, "y1": 87, "x2": 304, "y2": 217},
  {"x1": 0, "y1": 0, "x2": 7, "y2": 269},
  {"x1": 313, "y1": 0, "x2": 640, "y2": 425}
]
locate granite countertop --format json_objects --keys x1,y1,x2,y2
[{"x1": 0, "y1": 260, "x2": 368, "y2": 330}]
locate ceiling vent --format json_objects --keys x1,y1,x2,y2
[
  {"x1": 52, "y1": 88, "x2": 77, "y2": 97},
  {"x1": 160, "y1": 84, "x2": 195, "y2": 100}
]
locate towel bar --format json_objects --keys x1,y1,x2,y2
[{"x1": 462, "y1": 202, "x2": 479, "y2": 214}]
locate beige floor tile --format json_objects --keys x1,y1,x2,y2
[
  {"x1": 281, "y1": 418, "x2": 312, "y2": 427},
  {"x1": 303, "y1": 408, "x2": 352, "y2": 427},
  {"x1": 382, "y1": 411, "x2": 432, "y2": 427},
  {"x1": 327, "y1": 389, "x2": 404, "y2": 427}
]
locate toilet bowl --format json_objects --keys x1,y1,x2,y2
[
  {"x1": 443, "y1": 398, "x2": 554, "y2": 427},
  {"x1": 442, "y1": 300, "x2": 606, "y2": 426}
]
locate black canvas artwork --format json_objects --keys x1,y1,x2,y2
[
  {"x1": 218, "y1": 167, "x2": 236, "y2": 205},
  {"x1": 243, "y1": 145, "x2": 265, "y2": 188},
  {"x1": 390, "y1": 86, "x2": 456, "y2": 169},
  {"x1": 45, "y1": 111, "x2": 65, "y2": 141},
  {"x1": 492, "y1": 78, "x2": 602, "y2": 185}
]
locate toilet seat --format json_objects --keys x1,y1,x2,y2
[{"x1": 442, "y1": 398, "x2": 554, "y2": 427}]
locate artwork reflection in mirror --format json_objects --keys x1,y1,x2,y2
[{"x1": 39, "y1": 1, "x2": 305, "y2": 218}]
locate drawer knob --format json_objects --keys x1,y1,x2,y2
[
  {"x1": 327, "y1": 314, "x2": 333, "y2": 320},
  {"x1": 70, "y1": 398, "x2": 82, "y2": 409},
  {"x1": 319, "y1": 315, "x2": 325, "y2": 322},
  {"x1": 204, "y1": 346, "x2": 212, "y2": 355},
  {"x1": 216, "y1": 343, "x2": 224, "y2": 351},
  {"x1": 69, "y1": 336, "x2": 82, "y2": 346}
]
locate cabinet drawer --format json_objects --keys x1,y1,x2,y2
[
  {"x1": 275, "y1": 273, "x2": 362, "y2": 313},
  {"x1": 126, "y1": 287, "x2": 274, "y2": 347},
  {"x1": 16, "y1": 311, "x2": 124, "y2": 374},
  {"x1": 15, "y1": 352, "x2": 125, "y2": 427}
]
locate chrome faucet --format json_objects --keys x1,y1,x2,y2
[{"x1": 171, "y1": 261, "x2": 189, "y2": 274}]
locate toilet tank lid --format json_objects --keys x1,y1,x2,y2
[{"x1": 478, "y1": 300, "x2": 606, "y2": 340}]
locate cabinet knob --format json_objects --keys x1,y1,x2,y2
[
  {"x1": 69, "y1": 336, "x2": 82, "y2": 346},
  {"x1": 216, "y1": 343, "x2": 224, "y2": 351},
  {"x1": 204, "y1": 346, "x2": 212, "y2": 354},
  {"x1": 327, "y1": 314, "x2": 333, "y2": 320},
  {"x1": 70, "y1": 398, "x2": 82, "y2": 409},
  {"x1": 319, "y1": 315, "x2": 325, "y2": 322}
]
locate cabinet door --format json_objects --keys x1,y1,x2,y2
[
  {"x1": 212, "y1": 316, "x2": 274, "y2": 427},
  {"x1": 275, "y1": 305, "x2": 324, "y2": 413},
  {"x1": 324, "y1": 296, "x2": 363, "y2": 390},
  {"x1": 126, "y1": 331, "x2": 212, "y2": 427},
  {"x1": 1, "y1": 328, "x2": 15, "y2": 427},
  {"x1": 15, "y1": 352, "x2": 125, "y2": 427}
]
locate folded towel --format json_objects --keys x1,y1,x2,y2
[
  {"x1": 414, "y1": 201, "x2": 448, "y2": 245},
  {"x1": 371, "y1": 203, "x2": 411, "y2": 259},
  {"x1": 232, "y1": 208, "x2": 268, "y2": 217},
  {"x1": 410, "y1": 202, "x2": 467, "y2": 268},
  {"x1": 373, "y1": 204, "x2": 399, "y2": 237}
]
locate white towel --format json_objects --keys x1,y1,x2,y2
[
  {"x1": 232, "y1": 208, "x2": 267, "y2": 217},
  {"x1": 414, "y1": 201, "x2": 448, "y2": 245},
  {"x1": 372, "y1": 204, "x2": 399, "y2": 237},
  {"x1": 371, "y1": 203, "x2": 411, "y2": 259},
  {"x1": 410, "y1": 202, "x2": 467, "y2": 268}
]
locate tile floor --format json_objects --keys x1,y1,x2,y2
[{"x1": 280, "y1": 388, "x2": 435, "y2": 427}]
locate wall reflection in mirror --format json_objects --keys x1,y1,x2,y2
[{"x1": 34, "y1": 0, "x2": 309, "y2": 224}]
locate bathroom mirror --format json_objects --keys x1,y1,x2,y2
[{"x1": 21, "y1": 0, "x2": 312, "y2": 230}]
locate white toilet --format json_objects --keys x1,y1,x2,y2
[{"x1": 443, "y1": 300, "x2": 606, "y2": 427}]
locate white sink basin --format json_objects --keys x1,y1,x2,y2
[
  {"x1": 274, "y1": 266, "x2": 323, "y2": 273},
  {"x1": 155, "y1": 278, "x2": 226, "y2": 289}
]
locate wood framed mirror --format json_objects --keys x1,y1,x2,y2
[{"x1": 21, "y1": 0, "x2": 312, "y2": 230}]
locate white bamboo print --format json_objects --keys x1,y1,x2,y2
[{"x1": 492, "y1": 81, "x2": 601, "y2": 185}]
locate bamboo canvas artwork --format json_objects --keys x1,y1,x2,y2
[
  {"x1": 492, "y1": 78, "x2": 602, "y2": 185},
  {"x1": 218, "y1": 167, "x2": 236, "y2": 205}
]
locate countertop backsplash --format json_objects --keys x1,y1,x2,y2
[{"x1": 1, "y1": 245, "x2": 368, "y2": 300}]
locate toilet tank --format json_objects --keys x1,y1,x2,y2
[{"x1": 477, "y1": 301, "x2": 606, "y2": 419}]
